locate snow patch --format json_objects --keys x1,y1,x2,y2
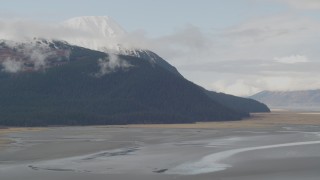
[{"x1": 62, "y1": 16, "x2": 127, "y2": 52}]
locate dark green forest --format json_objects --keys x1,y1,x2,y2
[{"x1": 0, "y1": 43, "x2": 269, "y2": 126}]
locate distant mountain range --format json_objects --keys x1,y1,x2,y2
[
  {"x1": 0, "y1": 16, "x2": 270, "y2": 126},
  {"x1": 250, "y1": 90, "x2": 320, "y2": 111}
]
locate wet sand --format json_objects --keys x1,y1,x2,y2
[
  {"x1": 0, "y1": 128, "x2": 44, "y2": 150},
  {"x1": 1, "y1": 111, "x2": 320, "y2": 180},
  {"x1": 113, "y1": 111, "x2": 320, "y2": 129}
]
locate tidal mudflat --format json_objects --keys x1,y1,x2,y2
[{"x1": 1, "y1": 111, "x2": 320, "y2": 180}]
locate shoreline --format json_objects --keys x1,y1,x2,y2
[
  {"x1": 1, "y1": 111, "x2": 320, "y2": 148},
  {"x1": 0, "y1": 111, "x2": 320, "y2": 180},
  {"x1": 0, "y1": 127, "x2": 45, "y2": 149},
  {"x1": 105, "y1": 111, "x2": 320, "y2": 129}
]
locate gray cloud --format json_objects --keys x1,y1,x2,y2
[
  {"x1": 20, "y1": 45, "x2": 54, "y2": 70},
  {"x1": 2, "y1": 58, "x2": 23, "y2": 73},
  {"x1": 1, "y1": 40, "x2": 71, "y2": 73},
  {"x1": 261, "y1": 0, "x2": 320, "y2": 10},
  {"x1": 172, "y1": 14, "x2": 320, "y2": 96},
  {"x1": 96, "y1": 54, "x2": 132, "y2": 77},
  {"x1": 180, "y1": 59, "x2": 320, "y2": 75},
  {"x1": 0, "y1": 19, "x2": 93, "y2": 43},
  {"x1": 117, "y1": 25, "x2": 214, "y2": 65}
]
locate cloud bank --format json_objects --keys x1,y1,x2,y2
[
  {"x1": 268, "y1": 0, "x2": 320, "y2": 10},
  {"x1": 131, "y1": 14, "x2": 320, "y2": 96},
  {"x1": 1, "y1": 40, "x2": 70, "y2": 73},
  {"x1": 1, "y1": 12, "x2": 320, "y2": 96}
]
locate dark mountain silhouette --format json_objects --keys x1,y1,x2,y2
[
  {"x1": 0, "y1": 40, "x2": 269, "y2": 126},
  {"x1": 205, "y1": 90, "x2": 270, "y2": 113}
]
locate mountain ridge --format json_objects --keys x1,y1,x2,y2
[
  {"x1": 250, "y1": 90, "x2": 320, "y2": 110},
  {"x1": 0, "y1": 41, "x2": 250, "y2": 126},
  {"x1": 205, "y1": 90, "x2": 270, "y2": 113},
  {"x1": 0, "y1": 16, "x2": 270, "y2": 126},
  {"x1": 62, "y1": 16, "x2": 127, "y2": 52},
  {"x1": 62, "y1": 16, "x2": 183, "y2": 77}
]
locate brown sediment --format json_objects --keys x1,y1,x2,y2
[
  {"x1": 1, "y1": 111, "x2": 319, "y2": 148},
  {"x1": 99, "y1": 111, "x2": 320, "y2": 129},
  {"x1": 0, "y1": 127, "x2": 45, "y2": 149},
  {"x1": 0, "y1": 138, "x2": 14, "y2": 149}
]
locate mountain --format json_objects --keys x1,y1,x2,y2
[
  {"x1": 62, "y1": 16, "x2": 181, "y2": 76},
  {"x1": 205, "y1": 90, "x2": 270, "y2": 113},
  {"x1": 61, "y1": 16, "x2": 269, "y2": 112},
  {"x1": 62, "y1": 16, "x2": 126, "y2": 52},
  {"x1": 0, "y1": 16, "x2": 270, "y2": 126},
  {"x1": 0, "y1": 39, "x2": 250, "y2": 126},
  {"x1": 250, "y1": 90, "x2": 320, "y2": 110}
]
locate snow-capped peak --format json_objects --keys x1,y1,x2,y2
[
  {"x1": 62, "y1": 16, "x2": 128, "y2": 52},
  {"x1": 61, "y1": 16, "x2": 180, "y2": 75},
  {"x1": 63, "y1": 16, "x2": 126, "y2": 39},
  {"x1": 0, "y1": 16, "x2": 181, "y2": 76}
]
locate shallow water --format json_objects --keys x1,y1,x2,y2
[{"x1": 1, "y1": 124, "x2": 320, "y2": 180}]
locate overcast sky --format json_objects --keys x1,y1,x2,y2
[{"x1": 1, "y1": 0, "x2": 320, "y2": 96}]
